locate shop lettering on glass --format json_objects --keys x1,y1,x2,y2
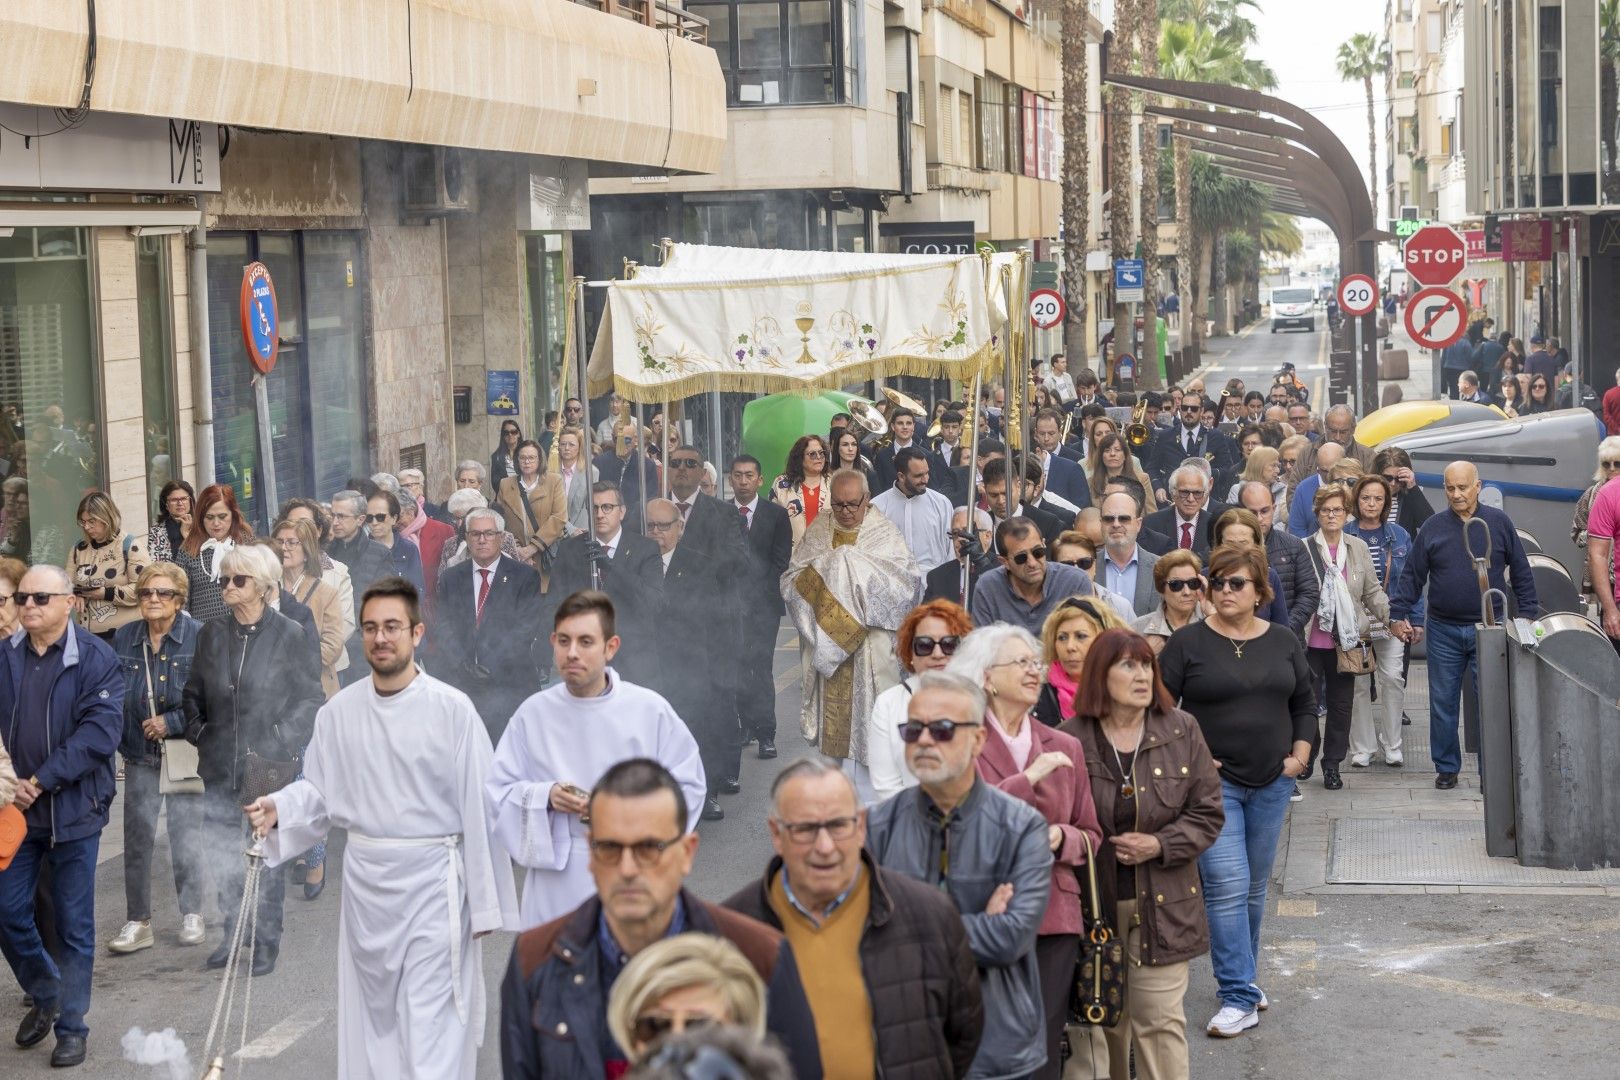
[{"x1": 168, "y1": 120, "x2": 207, "y2": 187}]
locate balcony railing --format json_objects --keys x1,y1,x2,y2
[{"x1": 572, "y1": 0, "x2": 709, "y2": 43}]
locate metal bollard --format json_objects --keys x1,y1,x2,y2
[
  {"x1": 1475, "y1": 618, "x2": 1515, "y2": 858},
  {"x1": 1506, "y1": 614, "x2": 1620, "y2": 869}
]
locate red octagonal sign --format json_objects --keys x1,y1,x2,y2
[{"x1": 1402, "y1": 224, "x2": 1468, "y2": 288}]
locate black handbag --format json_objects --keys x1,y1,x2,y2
[
  {"x1": 1071, "y1": 832, "x2": 1127, "y2": 1027},
  {"x1": 239, "y1": 748, "x2": 298, "y2": 802}
]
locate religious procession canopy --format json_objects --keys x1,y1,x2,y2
[{"x1": 587, "y1": 243, "x2": 1020, "y2": 401}]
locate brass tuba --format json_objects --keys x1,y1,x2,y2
[{"x1": 1126, "y1": 399, "x2": 1152, "y2": 447}]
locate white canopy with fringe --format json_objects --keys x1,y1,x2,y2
[{"x1": 586, "y1": 243, "x2": 1022, "y2": 401}]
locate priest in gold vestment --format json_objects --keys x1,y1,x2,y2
[{"x1": 782, "y1": 469, "x2": 923, "y2": 769}]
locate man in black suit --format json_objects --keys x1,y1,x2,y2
[
  {"x1": 665, "y1": 444, "x2": 745, "y2": 567},
  {"x1": 949, "y1": 438, "x2": 1003, "y2": 509},
  {"x1": 931, "y1": 408, "x2": 967, "y2": 468},
  {"x1": 1142, "y1": 464, "x2": 1230, "y2": 559},
  {"x1": 432, "y1": 507, "x2": 544, "y2": 739},
  {"x1": 872, "y1": 410, "x2": 952, "y2": 498},
  {"x1": 925, "y1": 506, "x2": 996, "y2": 606},
  {"x1": 549, "y1": 481, "x2": 664, "y2": 686},
  {"x1": 327, "y1": 489, "x2": 397, "y2": 684},
  {"x1": 982, "y1": 457, "x2": 1065, "y2": 546},
  {"x1": 590, "y1": 419, "x2": 660, "y2": 533},
  {"x1": 728, "y1": 455, "x2": 791, "y2": 758},
  {"x1": 1148, "y1": 393, "x2": 1239, "y2": 502},
  {"x1": 646, "y1": 499, "x2": 737, "y2": 821}
]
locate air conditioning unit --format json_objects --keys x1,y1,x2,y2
[{"x1": 402, "y1": 147, "x2": 472, "y2": 215}]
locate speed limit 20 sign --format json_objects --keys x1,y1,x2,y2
[
  {"x1": 1336, "y1": 274, "x2": 1378, "y2": 317},
  {"x1": 1029, "y1": 288, "x2": 1066, "y2": 330}
]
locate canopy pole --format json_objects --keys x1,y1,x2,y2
[
  {"x1": 1014, "y1": 252, "x2": 1030, "y2": 523},
  {"x1": 961, "y1": 371, "x2": 983, "y2": 606},
  {"x1": 661, "y1": 393, "x2": 671, "y2": 500},
  {"x1": 573, "y1": 273, "x2": 588, "y2": 439},
  {"x1": 635, "y1": 400, "x2": 647, "y2": 531},
  {"x1": 1000, "y1": 264, "x2": 1014, "y2": 520}
]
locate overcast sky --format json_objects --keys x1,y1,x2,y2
[{"x1": 1256, "y1": 0, "x2": 1389, "y2": 201}]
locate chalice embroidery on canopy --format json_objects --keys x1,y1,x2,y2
[{"x1": 794, "y1": 301, "x2": 817, "y2": 365}]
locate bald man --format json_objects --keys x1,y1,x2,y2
[
  {"x1": 1287, "y1": 440, "x2": 1346, "y2": 537},
  {"x1": 1388, "y1": 462, "x2": 1538, "y2": 789}
]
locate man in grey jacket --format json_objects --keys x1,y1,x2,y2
[
  {"x1": 866, "y1": 671, "x2": 1052, "y2": 1080},
  {"x1": 1238, "y1": 481, "x2": 1319, "y2": 637}
]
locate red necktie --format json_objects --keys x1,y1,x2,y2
[
  {"x1": 476, "y1": 568, "x2": 491, "y2": 624},
  {"x1": 739, "y1": 505, "x2": 751, "y2": 531},
  {"x1": 1179, "y1": 523, "x2": 1193, "y2": 550},
  {"x1": 679, "y1": 503, "x2": 691, "y2": 520}
]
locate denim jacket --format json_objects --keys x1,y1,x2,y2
[
  {"x1": 114, "y1": 613, "x2": 200, "y2": 764},
  {"x1": 1345, "y1": 520, "x2": 1425, "y2": 627}
]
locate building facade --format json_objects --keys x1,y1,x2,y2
[{"x1": 0, "y1": 0, "x2": 725, "y2": 547}]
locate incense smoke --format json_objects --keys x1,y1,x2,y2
[{"x1": 122, "y1": 1026, "x2": 192, "y2": 1080}]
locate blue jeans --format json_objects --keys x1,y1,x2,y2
[
  {"x1": 0, "y1": 832, "x2": 100, "y2": 1037},
  {"x1": 1424, "y1": 619, "x2": 1478, "y2": 775},
  {"x1": 1197, "y1": 773, "x2": 1294, "y2": 1011}
]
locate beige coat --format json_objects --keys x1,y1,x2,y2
[
  {"x1": 292, "y1": 575, "x2": 346, "y2": 698},
  {"x1": 1307, "y1": 532, "x2": 1391, "y2": 640},
  {"x1": 495, "y1": 474, "x2": 568, "y2": 551},
  {"x1": 0, "y1": 733, "x2": 16, "y2": 807}
]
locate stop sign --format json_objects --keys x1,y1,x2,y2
[{"x1": 1402, "y1": 225, "x2": 1468, "y2": 287}]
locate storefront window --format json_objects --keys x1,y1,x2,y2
[
  {"x1": 0, "y1": 226, "x2": 101, "y2": 565},
  {"x1": 136, "y1": 235, "x2": 178, "y2": 516},
  {"x1": 526, "y1": 233, "x2": 570, "y2": 417}
]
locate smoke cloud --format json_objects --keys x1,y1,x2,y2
[{"x1": 122, "y1": 1026, "x2": 191, "y2": 1080}]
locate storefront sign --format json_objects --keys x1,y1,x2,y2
[
  {"x1": 0, "y1": 106, "x2": 220, "y2": 192},
  {"x1": 487, "y1": 371, "x2": 520, "y2": 415},
  {"x1": 879, "y1": 221, "x2": 976, "y2": 255},
  {"x1": 1501, "y1": 219, "x2": 1554, "y2": 262},
  {"x1": 239, "y1": 263, "x2": 280, "y2": 375},
  {"x1": 1463, "y1": 230, "x2": 1501, "y2": 262},
  {"x1": 521, "y1": 156, "x2": 591, "y2": 232}
]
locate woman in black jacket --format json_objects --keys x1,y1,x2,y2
[
  {"x1": 184, "y1": 543, "x2": 324, "y2": 977},
  {"x1": 490, "y1": 420, "x2": 524, "y2": 493}
]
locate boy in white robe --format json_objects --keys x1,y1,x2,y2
[
  {"x1": 487, "y1": 589, "x2": 706, "y2": 929},
  {"x1": 246, "y1": 578, "x2": 518, "y2": 1080}
]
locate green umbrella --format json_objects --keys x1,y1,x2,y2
[{"x1": 741, "y1": 390, "x2": 866, "y2": 486}]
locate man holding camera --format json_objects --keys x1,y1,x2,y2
[{"x1": 925, "y1": 506, "x2": 997, "y2": 608}]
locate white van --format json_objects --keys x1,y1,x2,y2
[{"x1": 1270, "y1": 287, "x2": 1316, "y2": 333}]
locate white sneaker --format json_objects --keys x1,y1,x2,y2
[
  {"x1": 1251, "y1": 986, "x2": 1269, "y2": 1011},
  {"x1": 108, "y1": 920, "x2": 153, "y2": 955},
  {"x1": 1384, "y1": 752, "x2": 1404, "y2": 767},
  {"x1": 1348, "y1": 755, "x2": 1372, "y2": 768},
  {"x1": 1206, "y1": 1005, "x2": 1259, "y2": 1037},
  {"x1": 178, "y1": 914, "x2": 206, "y2": 946}
]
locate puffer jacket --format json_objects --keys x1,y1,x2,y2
[
  {"x1": 866, "y1": 780, "x2": 1052, "y2": 1080},
  {"x1": 724, "y1": 852, "x2": 985, "y2": 1079},
  {"x1": 113, "y1": 612, "x2": 200, "y2": 764},
  {"x1": 1062, "y1": 707, "x2": 1224, "y2": 966},
  {"x1": 182, "y1": 610, "x2": 324, "y2": 794},
  {"x1": 1265, "y1": 526, "x2": 1321, "y2": 638}
]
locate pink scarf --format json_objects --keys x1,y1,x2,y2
[
  {"x1": 1047, "y1": 660, "x2": 1080, "y2": 720},
  {"x1": 399, "y1": 495, "x2": 429, "y2": 548}
]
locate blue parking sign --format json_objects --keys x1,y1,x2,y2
[{"x1": 1114, "y1": 259, "x2": 1145, "y2": 303}]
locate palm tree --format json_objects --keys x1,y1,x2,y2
[
  {"x1": 1190, "y1": 154, "x2": 1267, "y2": 337},
  {"x1": 1108, "y1": 0, "x2": 1140, "y2": 376},
  {"x1": 1336, "y1": 32, "x2": 1389, "y2": 212},
  {"x1": 1259, "y1": 211, "x2": 1304, "y2": 257},
  {"x1": 1136, "y1": 0, "x2": 1162, "y2": 386},
  {"x1": 1602, "y1": 0, "x2": 1619, "y2": 201},
  {"x1": 1061, "y1": 0, "x2": 1092, "y2": 363}
]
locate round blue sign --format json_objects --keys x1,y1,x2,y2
[{"x1": 239, "y1": 262, "x2": 280, "y2": 374}]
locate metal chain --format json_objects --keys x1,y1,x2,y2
[
  {"x1": 200, "y1": 839, "x2": 266, "y2": 1076},
  {"x1": 237, "y1": 854, "x2": 263, "y2": 1076}
]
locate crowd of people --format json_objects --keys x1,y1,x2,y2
[{"x1": 0, "y1": 353, "x2": 1598, "y2": 1076}]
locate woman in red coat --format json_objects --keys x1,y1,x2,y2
[
  {"x1": 397, "y1": 495, "x2": 455, "y2": 616},
  {"x1": 948, "y1": 621, "x2": 1103, "y2": 1080}
]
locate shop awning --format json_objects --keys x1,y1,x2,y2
[
  {"x1": 587, "y1": 244, "x2": 1020, "y2": 401},
  {"x1": 1, "y1": 0, "x2": 726, "y2": 176}
]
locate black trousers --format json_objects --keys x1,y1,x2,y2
[
  {"x1": 1307, "y1": 647, "x2": 1357, "y2": 769},
  {"x1": 1035, "y1": 932, "x2": 1081, "y2": 1080},
  {"x1": 123, "y1": 761, "x2": 207, "y2": 921},
  {"x1": 202, "y1": 790, "x2": 286, "y2": 951},
  {"x1": 735, "y1": 614, "x2": 780, "y2": 742}
]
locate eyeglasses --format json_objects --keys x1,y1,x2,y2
[
  {"x1": 275, "y1": 537, "x2": 301, "y2": 549},
  {"x1": 564, "y1": 405, "x2": 583, "y2": 414},
  {"x1": 224, "y1": 574, "x2": 255, "y2": 589},
  {"x1": 588, "y1": 836, "x2": 682, "y2": 868},
  {"x1": 669, "y1": 458, "x2": 702, "y2": 469},
  {"x1": 1208, "y1": 575, "x2": 1253, "y2": 592},
  {"x1": 1164, "y1": 578, "x2": 1203, "y2": 593},
  {"x1": 898, "y1": 719, "x2": 981, "y2": 743},
  {"x1": 366, "y1": 513, "x2": 391, "y2": 524},
  {"x1": 1061, "y1": 556, "x2": 1095, "y2": 570},
  {"x1": 0, "y1": 593, "x2": 13, "y2": 605},
  {"x1": 1319, "y1": 506, "x2": 1347, "y2": 516},
  {"x1": 1010, "y1": 545, "x2": 1047, "y2": 566},
  {"x1": 592, "y1": 503, "x2": 623, "y2": 514},
  {"x1": 466, "y1": 529, "x2": 502, "y2": 540},
  {"x1": 988, "y1": 655, "x2": 1043, "y2": 672},
  {"x1": 1100, "y1": 514, "x2": 1133, "y2": 525},
  {"x1": 911, "y1": 635, "x2": 960, "y2": 657},
  {"x1": 804, "y1": 449, "x2": 827, "y2": 459},
  {"x1": 136, "y1": 588, "x2": 179, "y2": 600},
  {"x1": 831, "y1": 498, "x2": 866, "y2": 512},
  {"x1": 646, "y1": 519, "x2": 679, "y2": 531},
  {"x1": 1602, "y1": 460, "x2": 1620, "y2": 471},
  {"x1": 18, "y1": 592, "x2": 69, "y2": 607},
  {"x1": 774, "y1": 816, "x2": 859, "y2": 844},
  {"x1": 361, "y1": 621, "x2": 413, "y2": 640},
  {"x1": 1381, "y1": 472, "x2": 1402, "y2": 484},
  {"x1": 632, "y1": 1014, "x2": 717, "y2": 1047}
]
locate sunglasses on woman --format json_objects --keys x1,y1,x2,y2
[
  {"x1": 1060, "y1": 556, "x2": 1095, "y2": 570},
  {"x1": 1164, "y1": 578, "x2": 1203, "y2": 593},
  {"x1": 632, "y1": 1014, "x2": 716, "y2": 1046},
  {"x1": 898, "y1": 719, "x2": 982, "y2": 743},
  {"x1": 911, "y1": 635, "x2": 960, "y2": 657},
  {"x1": 1208, "y1": 575, "x2": 1253, "y2": 593}
]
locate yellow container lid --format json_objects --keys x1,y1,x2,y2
[{"x1": 1356, "y1": 399, "x2": 1506, "y2": 447}]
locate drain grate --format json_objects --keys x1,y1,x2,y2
[{"x1": 1326, "y1": 817, "x2": 1620, "y2": 886}]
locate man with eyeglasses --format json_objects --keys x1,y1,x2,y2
[
  {"x1": 1293, "y1": 406, "x2": 1376, "y2": 493},
  {"x1": 644, "y1": 499, "x2": 739, "y2": 821},
  {"x1": 1286, "y1": 440, "x2": 1344, "y2": 538},
  {"x1": 1099, "y1": 492, "x2": 1160, "y2": 616},
  {"x1": 1144, "y1": 463, "x2": 1230, "y2": 559},
  {"x1": 433, "y1": 506, "x2": 544, "y2": 738},
  {"x1": 871, "y1": 446, "x2": 956, "y2": 572},
  {"x1": 971, "y1": 516, "x2": 1125, "y2": 633},
  {"x1": 1236, "y1": 481, "x2": 1319, "y2": 636},
  {"x1": 664, "y1": 443, "x2": 745, "y2": 573},
  {"x1": 0, "y1": 565, "x2": 124, "y2": 1068},
  {"x1": 500, "y1": 757, "x2": 822, "y2": 1079},
  {"x1": 327, "y1": 489, "x2": 395, "y2": 684},
  {"x1": 549, "y1": 481, "x2": 665, "y2": 686},
  {"x1": 724, "y1": 758, "x2": 984, "y2": 1078},
  {"x1": 783, "y1": 470, "x2": 922, "y2": 774},
  {"x1": 490, "y1": 593, "x2": 707, "y2": 933},
  {"x1": 866, "y1": 671, "x2": 1052, "y2": 1080},
  {"x1": 245, "y1": 578, "x2": 518, "y2": 1079},
  {"x1": 1149, "y1": 393, "x2": 1238, "y2": 504}
]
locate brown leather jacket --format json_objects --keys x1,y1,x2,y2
[{"x1": 1060, "y1": 707, "x2": 1224, "y2": 967}]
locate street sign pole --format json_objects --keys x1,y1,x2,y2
[
  {"x1": 252, "y1": 376, "x2": 278, "y2": 515},
  {"x1": 239, "y1": 262, "x2": 281, "y2": 523}
]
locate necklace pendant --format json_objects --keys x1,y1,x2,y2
[
  {"x1": 1232, "y1": 643, "x2": 1243, "y2": 659},
  {"x1": 1120, "y1": 782, "x2": 1136, "y2": 799}
]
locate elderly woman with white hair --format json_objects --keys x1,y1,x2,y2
[
  {"x1": 947, "y1": 623, "x2": 1102, "y2": 1080},
  {"x1": 183, "y1": 542, "x2": 325, "y2": 976}
]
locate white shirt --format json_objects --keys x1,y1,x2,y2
[
  {"x1": 870, "y1": 485, "x2": 955, "y2": 571},
  {"x1": 470, "y1": 555, "x2": 503, "y2": 609},
  {"x1": 673, "y1": 494, "x2": 697, "y2": 519},
  {"x1": 661, "y1": 549, "x2": 675, "y2": 573},
  {"x1": 598, "y1": 527, "x2": 623, "y2": 559},
  {"x1": 733, "y1": 495, "x2": 760, "y2": 531}
]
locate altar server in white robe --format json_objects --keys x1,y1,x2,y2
[
  {"x1": 487, "y1": 588, "x2": 706, "y2": 930},
  {"x1": 246, "y1": 577, "x2": 518, "y2": 1080}
]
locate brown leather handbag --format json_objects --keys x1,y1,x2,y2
[{"x1": 1071, "y1": 832, "x2": 1126, "y2": 1027}]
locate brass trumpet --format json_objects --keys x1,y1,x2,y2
[{"x1": 1126, "y1": 399, "x2": 1152, "y2": 448}]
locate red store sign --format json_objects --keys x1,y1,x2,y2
[{"x1": 1501, "y1": 219, "x2": 1554, "y2": 262}]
